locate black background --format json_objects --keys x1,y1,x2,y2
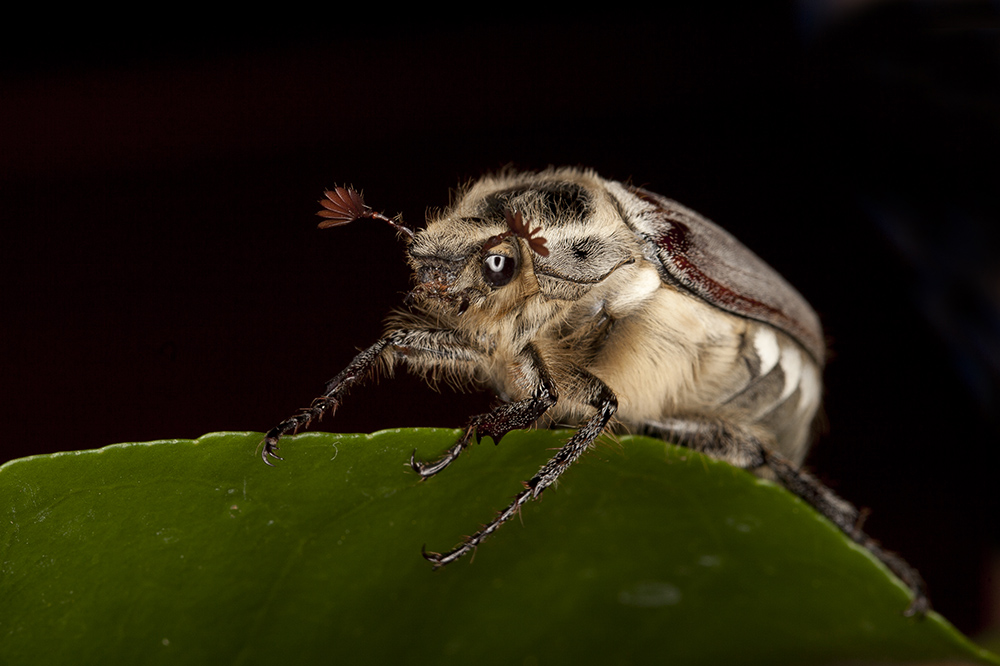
[{"x1": 3, "y1": 5, "x2": 998, "y2": 635}]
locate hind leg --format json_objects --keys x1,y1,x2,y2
[{"x1": 642, "y1": 417, "x2": 928, "y2": 616}]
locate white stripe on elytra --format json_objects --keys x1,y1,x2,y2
[
  {"x1": 753, "y1": 328, "x2": 780, "y2": 376},
  {"x1": 798, "y1": 361, "x2": 820, "y2": 413},
  {"x1": 779, "y1": 345, "x2": 802, "y2": 401}
]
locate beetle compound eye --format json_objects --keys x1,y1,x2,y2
[{"x1": 483, "y1": 253, "x2": 517, "y2": 287}]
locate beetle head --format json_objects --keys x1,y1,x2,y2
[
  {"x1": 317, "y1": 171, "x2": 639, "y2": 319},
  {"x1": 405, "y1": 207, "x2": 548, "y2": 316},
  {"x1": 316, "y1": 185, "x2": 548, "y2": 317}
]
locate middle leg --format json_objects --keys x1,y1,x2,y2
[
  {"x1": 410, "y1": 343, "x2": 559, "y2": 478},
  {"x1": 422, "y1": 365, "x2": 617, "y2": 567}
]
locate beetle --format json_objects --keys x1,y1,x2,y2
[{"x1": 262, "y1": 167, "x2": 928, "y2": 615}]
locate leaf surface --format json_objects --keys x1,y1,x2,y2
[{"x1": 1, "y1": 430, "x2": 994, "y2": 665}]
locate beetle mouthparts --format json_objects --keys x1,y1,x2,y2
[{"x1": 405, "y1": 280, "x2": 477, "y2": 316}]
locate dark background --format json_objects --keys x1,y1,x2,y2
[{"x1": 3, "y1": 5, "x2": 998, "y2": 636}]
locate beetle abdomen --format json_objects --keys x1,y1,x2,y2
[
  {"x1": 720, "y1": 322, "x2": 822, "y2": 463},
  {"x1": 571, "y1": 279, "x2": 820, "y2": 464}
]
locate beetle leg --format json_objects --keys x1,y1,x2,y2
[
  {"x1": 422, "y1": 367, "x2": 617, "y2": 567},
  {"x1": 410, "y1": 343, "x2": 557, "y2": 478},
  {"x1": 763, "y1": 452, "x2": 930, "y2": 617},
  {"x1": 643, "y1": 417, "x2": 929, "y2": 616},
  {"x1": 261, "y1": 328, "x2": 483, "y2": 465},
  {"x1": 261, "y1": 336, "x2": 392, "y2": 465}
]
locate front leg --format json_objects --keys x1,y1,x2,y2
[
  {"x1": 261, "y1": 328, "x2": 484, "y2": 464},
  {"x1": 410, "y1": 343, "x2": 558, "y2": 478},
  {"x1": 422, "y1": 364, "x2": 618, "y2": 567}
]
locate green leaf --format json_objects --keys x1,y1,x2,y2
[{"x1": 1, "y1": 430, "x2": 995, "y2": 665}]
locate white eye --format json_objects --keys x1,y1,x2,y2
[
  {"x1": 483, "y1": 253, "x2": 517, "y2": 287},
  {"x1": 486, "y1": 255, "x2": 506, "y2": 272}
]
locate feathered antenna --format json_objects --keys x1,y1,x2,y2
[
  {"x1": 482, "y1": 209, "x2": 549, "y2": 257},
  {"x1": 317, "y1": 186, "x2": 415, "y2": 240}
]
